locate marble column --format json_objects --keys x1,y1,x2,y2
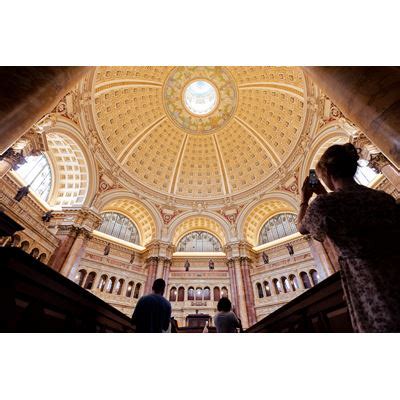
[
  {"x1": 240, "y1": 257, "x2": 257, "y2": 326},
  {"x1": 144, "y1": 257, "x2": 158, "y2": 294},
  {"x1": 162, "y1": 259, "x2": 171, "y2": 289},
  {"x1": 155, "y1": 257, "x2": 164, "y2": 279},
  {"x1": 49, "y1": 226, "x2": 81, "y2": 272},
  {"x1": 0, "y1": 67, "x2": 93, "y2": 154},
  {"x1": 302, "y1": 67, "x2": 400, "y2": 168},
  {"x1": 59, "y1": 229, "x2": 91, "y2": 279},
  {"x1": 232, "y1": 257, "x2": 249, "y2": 328},
  {"x1": 306, "y1": 236, "x2": 336, "y2": 276},
  {"x1": 227, "y1": 260, "x2": 239, "y2": 312}
]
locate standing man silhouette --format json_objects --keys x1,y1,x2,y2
[{"x1": 131, "y1": 278, "x2": 171, "y2": 333}]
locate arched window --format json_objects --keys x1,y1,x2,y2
[
  {"x1": 355, "y1": 159, "x2": 379, "y2": 186},
  {"x1": 282, "y1": 277, "x2": 291, "y2": 293},
  {"x1": 30, "y1": 248, "x2": 40, "y2": 258},
  {"x1": 178, "y1": 287, "x2": 185, "y2": 301},
  {"x1": 126, "y1": 281, "x2": 134, "y2": 297},
  {"x1": 11, "y1": 235, "x2": 21, "y2": 247},
  {"x1": 38, "y1": 253, "x2": 47, "y2": 263},
  {"x1": 289, "y1": 274, "x2": 299, "y2": 291},
  {"x1": 177, "y1": 231, "x2": 222, "y2": 252},
  {"x1": 169, "y1": 287, "x2": 177, "y2": 302},
  {"x1": 273, "y1": 278, "x2": 282, "y2": 295},
  {"x1": 98, "y1": 212, "x2": 140, "y2": 244},
  {"x1": 264, "y1": 281, "x2": 271, "y2": 297},
  {"x1": 116, "y1": 279, "x2": 125, "y2": 295},
  {"x1": 106, "y1": 277, "x2": 116, "y2": 293},
  {"x1": 75, "y1": 269, "x2": 87, "y2": 287},
  {"x1": 256, "y1": 282, "x2": 264, "y2": 298},
  {"x1": 221, "y1": 287, "x2": 228, "y2": 298},
  {"x1": 310, "y1": 269, "x2": 320, "y2": 286},
  {"x1": 259, "y1": 213, "x2": 297, "y2": 245},
  {"x1": 21, "y1": 240, "x2": 29, "y2": 252},
  {"x1": 20, "y1": 241, "x2": 29, "y2": 252},
  {"x1": 195, "y1": 287, "x2": 203, "y2": 300},
  {"x1": 134, "y1": 283, "x2": 141, "y2": 299},
  {"x1": 213, "y1": 287, "x2": 220, "y2": 301},
  {"x1": 98, "y1": 275, "x2": 108, "y2": 292},
  {"x1": 14, "y1": 154, "x2": 52, "y2": 201},
  {"x1": 84, "y1": 272, "x2": 96, "y2": 290},
  {"x1": 300, "y1": 272, "x2": 312, "y2": 289},
  {"x1": 188, "y1": 287, "x2": 195, "y2": 301},
  {"x1": 204, "y1": 287, "x2": 211, "y2": 301}
]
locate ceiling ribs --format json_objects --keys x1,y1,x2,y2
[
  {"x1": 238, "y1": 82, "x2": 304, "y2": 100},
  {"x1": 169, "y1": 133, "x2": 189, "y2": 194},
  {"x1": 234, "y1": 116, "x2": 281, "y2": 166},
  {"x1": 118, "y1": 115, "x2": 166, "y2": 164},
  {"x1": 212, "y1": 134, "x2": 230, "y2": 195},
  {"x1": 95, "y1": 80, "x2": 163, "y2": 96}
]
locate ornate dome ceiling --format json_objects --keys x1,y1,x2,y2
[{"x1": 89, "y1": 66, "x2": 309, "y2": 202}]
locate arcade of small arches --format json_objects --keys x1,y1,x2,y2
[
  {"x1": 75, "y1": 269, "x2": 142, "y2": 299},
  {"x1": 168, "y1": 286, "x2": 228, "y2": 302},
  {"x1": 255, "y1": 269, "x2": 319, "y2": 299},
  {"x1": 1, "y1": 66, "x2": 397, "y2": 330}
]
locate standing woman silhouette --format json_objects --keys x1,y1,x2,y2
[{"x1": 297, "y1": 143, "x2": 400, "y2": 332}]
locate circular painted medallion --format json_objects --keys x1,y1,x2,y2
[{"x1": 163, "y1": 66, "x2": 237, "y2": 134}]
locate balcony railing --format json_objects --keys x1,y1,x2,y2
[{"x1": 246, "y1": 272, "x2": 353, "y2": 333}]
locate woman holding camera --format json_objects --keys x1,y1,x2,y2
[{"x1": 297, "y1": 143, "x2": 400, "y2": 332}]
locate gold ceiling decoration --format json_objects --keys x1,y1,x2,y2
[
  {"x1": 91, "y1": 66, "x2": 307, "y2": 200},
  {"x1": 163, "y1": 66, "x2": 237, "y2": 134}
]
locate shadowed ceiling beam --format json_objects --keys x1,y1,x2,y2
[
  {"x1": 0, "y1": 66, "x2": 93, "y2": 154},
  {"x1": 302, "y1": 66, "x2": 400, "y2": 168}
]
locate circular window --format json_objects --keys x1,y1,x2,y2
[{"x1": 183, "y1": 80, "x2": 218, "y2": 116}]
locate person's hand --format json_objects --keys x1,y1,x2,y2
[
  {"x1": 301, "y1": 177, "x2": 314, "y2": 203},
  {"x1": 313, "y1": 180, "x2": 327, "y2": 196}
]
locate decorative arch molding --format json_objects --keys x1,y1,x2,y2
[
  {"x1": 93, "y1": 190, "x2": 159, "y2": 245},
  {"x1": 237, "y1": 192, "x2": 299, "y2": 246},
  {"x1": 45, "y1": 118, "x2": 98, "y2": 207},
  {"x1": 168, "y1": 211, "x2": 231, "y2": 246},
  {"x1": 299, "y1": 122, "x2": 352, "y2": 186}
]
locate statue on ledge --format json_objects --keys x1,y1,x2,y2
[
  {"x1": 184, "y1": 259, "x2": 190, "y2": 271},
  {"x1": 14, "y1": 185, "x2": 30, "y2": 202},
  {"x1": 208, "y1": 259, "x2": 214, "y2": 270},
  {"x1": 262, "y1": 251, "x2": 269, "y2": 264},
  {"x1": 42, "y1": 210, "x2": 53, "y2": 223},
  {"x1": 286, "y1": 243, "x2": 294, "y2": 256},
  {"x1": 104, "y1": 243, "x2": 111, "y2": 256}
]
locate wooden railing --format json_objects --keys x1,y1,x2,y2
[
  {"x1": 246, "y1": 272, "x2": 353, "y2": 333},
  {"x1": 0, "y1": 248, "x2": 135, "y2": 332}
]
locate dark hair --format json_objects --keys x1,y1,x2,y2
[
  {"x1": 316, "y1": 143, "x2": 359, "y2": 179},
  {"x1": 217, "y1": 297, "x2": 232, "y2": 312},
  {"x1": 152, "y1": 278, "x2": 166, "y2": 293}
]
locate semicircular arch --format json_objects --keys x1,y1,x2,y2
[
  {"x1": 239, "y1": 193, "x2": 298, "y2": 246},
  {"x1": 94, "y1": 190, "x2": 159, "y2": 246},
  {"x1": 169, "y1": 212, "x2": 230, "y2": 247}
]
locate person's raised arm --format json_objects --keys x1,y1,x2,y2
[{"x1": 297, "y1": 177, "x2": 326, "y2": 234}]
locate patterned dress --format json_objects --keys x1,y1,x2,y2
[{"x1": 303, "y1": 185, "x2": 400, "y2": 332}]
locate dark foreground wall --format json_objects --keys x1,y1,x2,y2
[{"x1": 0, "y1": 247, "x2": 135, "y2": 332}]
